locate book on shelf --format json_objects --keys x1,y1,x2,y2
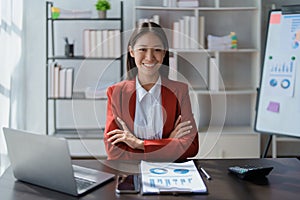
[
  {"x1": 83, "y1": 29, "x2": 121, "y2": 58},
  {"x1": 49, "y1": 62, "x2": 74, "y2": 98}
]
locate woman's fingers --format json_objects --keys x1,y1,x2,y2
[
  {"x1": 175, "y1": 130, "x2": 191, "y2": 138},
  {"x1": 174, "y1": 115, "x2": 182, "y2": 128},
  {"x1": 107, "y1": 129, "x2": 123, "y2": 136},
  {"x1": 175, "y1": 121, "x2": 192, "y2": 138},
  {"x1": 117, "y1": 117, "x2": 130, "y2": 132}
]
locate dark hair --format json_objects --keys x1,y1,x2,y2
[{"x1": 126, "y1": 22, "x2": 170, "y2": 80}]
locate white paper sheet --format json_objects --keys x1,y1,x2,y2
[{"x1": 140, "y1": 160, "x2": 207, "y2": 194}]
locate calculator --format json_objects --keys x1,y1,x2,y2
[{"x1": 228, "y1": 165, "x2": 273, "y2": 179}]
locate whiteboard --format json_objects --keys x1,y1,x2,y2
[{"x1": 255, "y1": 8, "x2": 300, "y2": 138}]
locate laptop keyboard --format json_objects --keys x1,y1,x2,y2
[{"x1": 75, "y1": 177, "x2": 96, "y2": 191}]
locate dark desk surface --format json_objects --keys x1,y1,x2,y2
[{"x1": 0, "y1": 158, "x2": 299, "y2": 200}]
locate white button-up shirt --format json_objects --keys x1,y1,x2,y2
[{"x1": 134, "y1": 76, "x2": 163, "y2": 140}]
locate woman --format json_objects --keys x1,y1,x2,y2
[{"x1": 104, "y1": 22, "x2": 199, "y2": 161}]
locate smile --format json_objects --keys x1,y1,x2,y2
[{"x1": 143, "y1": 63, "x2": 156, "y2": 68}]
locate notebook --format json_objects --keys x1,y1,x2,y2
[{"x1": 3, "y1": 127, "x2": 115, "y2": 196}]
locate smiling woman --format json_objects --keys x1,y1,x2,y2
[{"x1": 103, "y1": 22, "x2": 199, "y2": 161}]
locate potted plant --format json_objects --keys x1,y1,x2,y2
[{"x1": 95, "y1": 0, "x2": 111, "y2": 18}]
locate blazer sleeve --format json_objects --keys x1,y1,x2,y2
[
  {"x1": 104, "y1": 85, "x2": 144, "y2": 160},
  {"x1": 143, "y1": 83, "x2": 199, "y2": 161}
]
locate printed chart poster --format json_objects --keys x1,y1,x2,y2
[
  {"x1": 264, "y1": 56, "x2": 296, "y2": 97},
  {"x1": 140, "y1": 160, "x2": 207, "y2": 194}
]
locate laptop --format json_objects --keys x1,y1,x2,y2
[{"x1": 3, "y1": 127, "x2": 115, "y2": 196}]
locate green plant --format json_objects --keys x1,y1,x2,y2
[{"x1": 95, "y1": 0, "x2": 111, "y2": 11}]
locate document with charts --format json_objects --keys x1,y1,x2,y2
[{"x1": 140, "y1": 160, "x2": 207, "y2": 194}]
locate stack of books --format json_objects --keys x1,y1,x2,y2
[
  {"x1": 83, "y1": 29, "x2": 121, "y2": 58},
  {"x1": 49, "y1": 62, "x2": 74, "y2": 98}
]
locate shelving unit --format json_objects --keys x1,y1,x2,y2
[
  {"x1": 46, "y1": 1, "x2": 124, "y2": 141},
  {"x1": 134, "y1": 0, "x2": 261, "y2": 158}
]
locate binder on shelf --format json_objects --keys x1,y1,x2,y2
[
  {"x1": 102, "y1": 30, "x2": 109, "y2": 58},
  {"x1": 183, "y1": 16, "x2": 190, "y2": 49},
  {"x1": 172, "y1": 22, "x2": 180, "y2": 49},
  {"x1": 208, "y1": 57, "x2": 219, "y2": 91},
  {"x1": 198, "y1": 16, "x2": 205, "y2": 49},
  {"x1": 96, "y1": 30, "x2": 103, "y2": 57},
  {"x1": 83, "y1": 29, "x2": 91, "y2": 58},
  {"x1": 90, "y1": 30, "x2": 97, "y2": 57},
  {"x1": 179, "y1": 19, "x2": 185, "y2": 48},
  {"x1": 108, "y1": 30, "x2": 115, "y2": 58},
  {"x1": 49, "y1": 62, "x2": 57, "y2": 98},
  {"x1": 59, "y1": 68, "x2": 67, "y2": 98},
  {"x1": 190, "y1": 16, "x2": 197, "y2": 49},
  {"x1": 54, "y1": 64, "x2": 61, "y2": 98},
  {"x1": 65, "y1": 68, "x2": 74, "y2": 98}
]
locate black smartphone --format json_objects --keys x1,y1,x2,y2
[{"x1": 115, "y1": 174, "x2": 140, "y2": 194}]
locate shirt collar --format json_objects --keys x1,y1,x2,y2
[{"x1": 136, "y1": 76, "x2": 161, "y2": 102}]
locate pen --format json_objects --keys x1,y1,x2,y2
[{"x1": 200, "y1": 167, "x2": 211, "y2": 180}]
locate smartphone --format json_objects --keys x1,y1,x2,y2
[{"x1": 115, "y1": 174, "x2": 140, "y2": 194}]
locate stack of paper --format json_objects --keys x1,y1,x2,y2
[
  {"x1": 140, "y1": 160, "x2": 207, "y2": 195},
  {"x1": 51, "y1": 7, "x2": 92, "y2": 19},
  {"x1": 207, "y1": 32, "x2": 238, "y2": 50}
]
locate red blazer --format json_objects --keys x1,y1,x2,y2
[{"x1": 104, "y1": 77, "x2": 199, "y2": 161}]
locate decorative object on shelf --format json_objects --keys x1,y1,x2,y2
[
  {"x1": 95, "y1": 0, "x2": 111, "y2": 18},
  {"x1": 64, "y1": 37, "x2": 74, "y2": 57}
]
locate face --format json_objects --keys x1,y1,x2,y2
[{"x1": 129, "y1": 32, "x2": 166, "y2": 82}]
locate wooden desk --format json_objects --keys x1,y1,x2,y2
[{"x1": 0, "y1": 158, "x2": 299, "y2": 199}]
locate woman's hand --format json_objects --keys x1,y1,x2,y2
[
  {"x1": 169, "y1": 115, "x2": 193, "y2": 138},
  {"x1": 107, "y1": 117, "x2": 144, "y2": 150}
]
